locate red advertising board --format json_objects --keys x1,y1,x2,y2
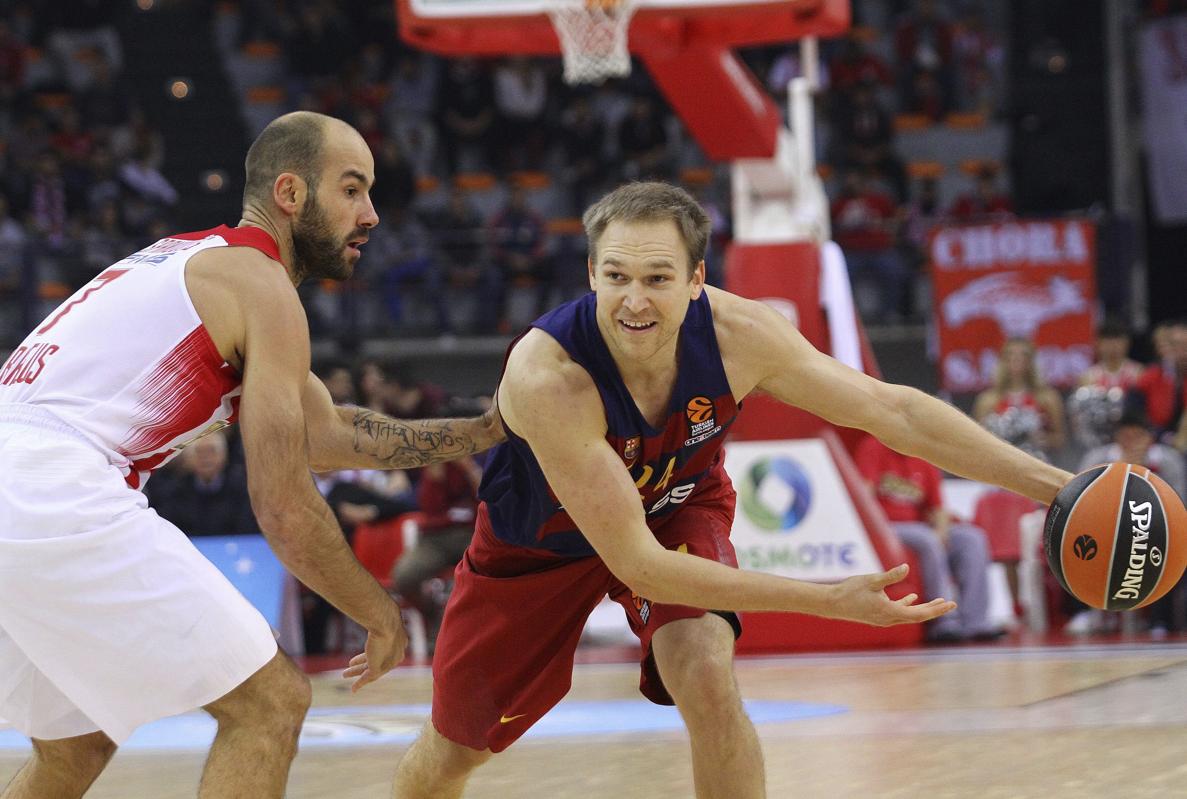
[{"x1": 929, "y1": 219, "x2": 1097, "y2": 393}]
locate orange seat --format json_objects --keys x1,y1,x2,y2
[
  {"x1": 893, "y1": 113, "x2": 932, "y2": 132},
  {"x1": 907, "y1": 160, "x2": 945, "y2": 179},
  {"x1": 972, "y1": 490, "x2": 1039, "y2": 562}
]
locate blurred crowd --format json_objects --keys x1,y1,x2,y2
[{"x1": 0, "y1": 0, "x2": 1016, "y2": 342}]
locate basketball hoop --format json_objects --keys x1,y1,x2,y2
[{"x1": 547, "y1": 0, "x2": 637, "y2": 85}]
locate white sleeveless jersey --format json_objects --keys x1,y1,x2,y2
[{"x1": 0, "y1": 225, "x2": 281, "y2": 488}]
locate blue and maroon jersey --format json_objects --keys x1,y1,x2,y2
[{"x1": 477, "y1": 291, "x2": 739, "y2": 558}]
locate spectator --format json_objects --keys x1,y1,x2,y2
[
  {"x1": 370, "y1": 137, "x2": 417, "y2": 213},
  {"x1": 314, "y1": 358, "x2": 357, "y2": 405},
  {"x1": 384, "y1": 52, "x2": 440, "y2": 176},
  {"x1": 85, "y1": 144, "x2": 123, "y2": 212},
  {"x1": 1068, "y1": 318, "x2": 1144, "y2": 450},
  {"x1": 487, "y1": 183, "x2": 552, "y2": 331},
  {"x1": 78, "y1": 51, "x2": 131, "y2": 129},
  {"x1": 369, "y1": 203, "x2": 446, "y2": 332},
  {"x1": 1069, "y1": 411, "x2": 1187, "y2": 635},
  {"x1": 831, "y1": 169, "x2": 908, "y2": 324},
  {"x1": 830, "y1": 83, "x2": 908, "y2": 201},
  {"x1": 78, "y1": 199, "x2": 131, "y2": 280},
  {"x1": 948, "y1": 166, "x2": 1013, "y2": 221},
  {"x1": 427, "y1": 186, "x2": 494, "y2": 332},
  {"x1": 973, "y1": 338, "x2": 1067, "y2": 462},
  {"x1": 1134, "y1": 320, "x2": 1187, "y2": 434},
  {"x1": 26, "y1": 149, "x2": 70, "y2": 249},
  {"x1": 308, "y1": 466, "x2": 417, "y2": 654},
  {"x1": 827, "y1": 33, "x2": 888, "y2": 99},
  {"x1": 618, "y1": 95, "x2": 671, "y2": 181},
  {"x1": 557, "y1": 94, "x2": 610, "y2": 212},
  {"x1": 393, "y1": 455, "x2": 483, "y2": 653},
  {"x1": 493, "y1": 56, "x2": 550, "y2": 172},
  {"x1": 854, "y1": 434, "x2": 1001, "y2": 643},
  {"x1": 0, "y1": 194, "x2": 28, "y2": 291},
  {"x1": 283, "y1": 2, "x2": 350, "y2": 87},
  {"x1": 953, "y1": 7, "x2": 1004, "y2": 116},
  {"x1": 386, "y1": 363, "x2": 449, "y2": 420},
  {"x1": 894, "y1": 0, "x2": 955, "y2": 118},
  {"x1": 145, "y1": 429, "x2": 258, "y2": 537},
  {"x1": 436, "y1": 56, "x2": 496, "y2": 174}
]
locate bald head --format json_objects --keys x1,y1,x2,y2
[{"x1": 243, "y1": 111, "x2": 357, "y2": 210}]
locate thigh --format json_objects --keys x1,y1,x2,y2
[
  {"x1": 431, "y1": 536, "x2": 611, "y2": 754},
  {"x1": 0, "y1": 502, "x2": 277, "y2": 745}
]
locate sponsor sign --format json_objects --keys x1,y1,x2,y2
[
  {"x1": 724, "y1": 439, "x2": 882, "y2": 581},
  {"x1": 929, "y1": 219, "x2": 1097, "y2": 393}
]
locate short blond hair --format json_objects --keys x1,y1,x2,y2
[{"x1": 582, "y1": 182, "x2": 711, "y2": 276}]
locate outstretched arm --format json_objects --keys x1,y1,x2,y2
[
  {"x1": 501, "y1": 330, "x2": 954, "y2": 625},
  {"x1": 723, "y1": 293, "x2": 1072, "y2": 503},
  {"x1": 302, "y1": 373, "x2": 504, "y2": 471}
]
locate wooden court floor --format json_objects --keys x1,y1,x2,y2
[{"x1": 5, "y1": 639, "x2": 1187, "y2": 798}]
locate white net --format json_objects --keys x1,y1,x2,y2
[{"x1": 547, "y1": 0, "x2": 637, "y2": 85}]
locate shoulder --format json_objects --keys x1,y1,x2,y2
[
  {"x1": 707, "y1": 286, "x2": 788, "y2": 350},
  {"x1": 502, "y1": 328, "x2": 602, "y2": 435},
  {"x1": 504, "y1": 328, "x2": 596, "y2": 399}
]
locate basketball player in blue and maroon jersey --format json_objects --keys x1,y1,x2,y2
[{"x1": 378, "y1": 182, "x2": 1072, "y2": 799}]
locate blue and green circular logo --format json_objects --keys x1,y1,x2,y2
[{"x1": 739, "y1": 456, "x2": 812, "y2": 532}]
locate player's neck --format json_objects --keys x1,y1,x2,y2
[{"x1": 236, "y1": 212, "x2": 298, "y2": 285}]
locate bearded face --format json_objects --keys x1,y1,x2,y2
[{"x1": 291, "y1": 190, "x2": 357, "y2": 282}]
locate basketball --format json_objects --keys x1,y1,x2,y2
[{"x1": 1044, "y1": 462, "x2": 1187, "y2": 610}]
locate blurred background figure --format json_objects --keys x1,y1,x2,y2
[
  {"x1": 393, "y1": 453, "x2": 483, "y2": 654},
  {"x1": 974, "y1": 338, "x2": 1067, "y2": 463},
  {"x1": 855, "y1": 434, "x2": 1001, "y2": 644},
  {"x1": 145, "y1": 428, "x2": 257, "y2": 537}
]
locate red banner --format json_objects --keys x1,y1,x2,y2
[{"x1": 929, "y1": 219, "x2": 1097, "y2": 393}]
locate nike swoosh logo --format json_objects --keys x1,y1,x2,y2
[{"x1": 499, "y1": 714, "x2": 526, "y2": 723}]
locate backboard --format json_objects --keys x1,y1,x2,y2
[{"x1": 397, "y1": 0, "x2": 850, "y2": 57}]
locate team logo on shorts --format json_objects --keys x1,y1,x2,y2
[
  {"x1": 684, "y1": 396, "x2": 722, "y2": 447},
  {"x1": 631, "y1": 592, "x2": 652, "y2": 625},
  {"x1": 623, "y1": 436, "x2": 641, "y2": 466}
]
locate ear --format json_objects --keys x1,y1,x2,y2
[
  {"x1": 272, "y1": 172, "x2": 306, "y2": 217},
  {"x1": 689, "y1": 260, "x2": 706, "y2": 299},
  {"x1": 587, "y1": 257, "x2": 596, "y2": 291}
]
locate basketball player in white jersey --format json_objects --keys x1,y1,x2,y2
[{"x1": 0, "y1": 111, "x2": 503, "y2": 798}]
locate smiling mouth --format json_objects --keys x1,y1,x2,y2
[{"x1": 618, "y1": 319, "x2": 656, "y2": 332}]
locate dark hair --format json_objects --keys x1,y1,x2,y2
[
  {"x1": 582, "y1": 182, "x2": 711, "y2": 276},
  {"x1": 242, "y1": 111, "x2": 327, "y2": 208},
  {"x1": 1097, "y1": 317, "x2": 1130, "y2": 339},
  {"x1": 1115, "y1": 409, "x2": 1152, "y2": 431}
]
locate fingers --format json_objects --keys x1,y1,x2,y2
[
  {"x1": 351, "y1": 669, "x2": 376, "y2": 694},
  {"x1": 872, "y1": 563, "x2": 909, "y2": 588}
]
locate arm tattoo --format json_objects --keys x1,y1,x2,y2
[{"x1": 351, "y1": 409, "x2": 495, "y2": 468}]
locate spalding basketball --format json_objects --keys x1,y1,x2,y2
[{"x1": 1045, "y1": 462, "x2": 1187, "y2": 610}]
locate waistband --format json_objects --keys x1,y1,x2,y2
[{"x1": 0, "y1": 403, "x2": 97, "y2": 448}]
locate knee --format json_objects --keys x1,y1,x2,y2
[
  {"x1": 952, "y1": 525, "x2": 991, "y2": 563},
  {"x1": 657, "y1": 643, "x2": 738, "y2": 711},
  {"x1": 392, "y1": 560, "x2": 423, "y2": 598},
  {"x1": 418, "y1": 723, "x2": 492, "y2": 780},
  {"x1": 211, "y1": 657, "x2": 312, "y2": 734}
]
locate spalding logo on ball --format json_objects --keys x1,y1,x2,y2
[{"x1": 1045, "y1": 462, "x2": 1187, "y2": 611}]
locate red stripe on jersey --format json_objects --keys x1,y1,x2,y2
[
  {"x1": 170, "y1": 224, "x2": 282, "y2": 262},
  {"x1": 118, "y1": 325, "x2": 240, "y2": 458}
]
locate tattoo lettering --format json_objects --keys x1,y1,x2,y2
[{"x1": 351, "y1": 409, "x2": 483, "y2": 468}]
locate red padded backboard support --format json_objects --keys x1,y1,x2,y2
[{"x1": 640, "y1": 44, "x2": 781, "y2": 159}]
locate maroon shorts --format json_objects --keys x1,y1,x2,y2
[{"x1": 430, "y1": 477, "x2": 739, "y2": 753}]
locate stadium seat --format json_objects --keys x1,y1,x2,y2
[
  {"x1": 351, "y1": 512, "x2": 432, "y2": 659},
  {"x1": 893, "y1": 113, "x2": 932, "y2": 132},
  {"x1": 906, "y1": 160, "x2": 945, "y2": 179},
  {"x1": 973, "y1": 490, "x2": 1041, "y2": 624},
  {"x1": 945, "y1": 112, "x2": 989, "y2": 131}
]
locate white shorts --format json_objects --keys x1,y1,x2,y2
[{"x1": 0, "y1": 418, "x2": 278, "y2": 744}]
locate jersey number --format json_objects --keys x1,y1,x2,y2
[{"x1": 37, "y1": 269, "x2": 131, "y2": 334}]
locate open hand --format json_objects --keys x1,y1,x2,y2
[
  {"x1": 828, "y1": 563, "x2": 956, "y2": 627},
  {"x1": 341, "y1": 617, "x2": 409, "y2": 693}
]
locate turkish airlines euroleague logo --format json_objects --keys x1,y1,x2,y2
[
  {"x1": 684, "y1": 396, "x2": 721, "y2": 447},
  {"x1": 687, "y1": 396, "x2": 713, "y2": 424}
]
